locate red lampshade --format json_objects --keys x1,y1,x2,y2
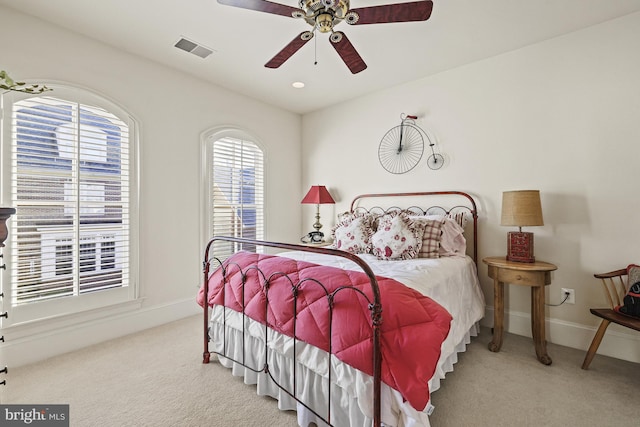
[{"x1": 301, "y1": 186, "x2": 335, "y2": 205}]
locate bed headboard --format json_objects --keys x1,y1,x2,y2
[{"x1": 347, "y1": 191, "x2": 479, "y2": 265}]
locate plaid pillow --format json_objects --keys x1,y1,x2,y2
[{"x1": 411, "y1": 217, "x2": 443, "y2": 259}]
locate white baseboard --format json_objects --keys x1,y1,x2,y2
[
  {"x1": 482, "y1": 306, "x2": 640, "y2": 364},
  {"x1": 1, "y1": 298, "x2": 201, "y2": 367}
]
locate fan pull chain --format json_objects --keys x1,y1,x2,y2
[{"x1": 314, "y1": 33, "x2": 318, "y2": 66}]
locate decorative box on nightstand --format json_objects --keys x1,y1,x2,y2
[{"x1": 506, "y1": 231, "x2": 535, "y2": 263}]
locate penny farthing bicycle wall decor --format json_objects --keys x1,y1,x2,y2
[{"x1": 378, "y1": 114, "x2": 444, "y2": 174}]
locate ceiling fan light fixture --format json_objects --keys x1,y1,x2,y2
[
  {"x1": 300, "y1": 0, "x2": 349, "y2": 28},
  {"x1": 316, "y1": 13, "x2": 334, "y2": 33},
  {"x1": 292, "y1": 81, "x2": 305, "y2": 88}
]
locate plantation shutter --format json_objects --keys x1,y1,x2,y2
[
  {"x1": 210, "y1": 136, "x2": 264, "y2": 260},
  {"x1": 10, "y1": 96, "x2": 130, "y2": 306}
]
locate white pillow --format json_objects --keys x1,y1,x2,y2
[{"x1": 371, "y1": 212, "x2": 426, "y2": 260}]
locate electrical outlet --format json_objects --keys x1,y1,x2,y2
[{"x1": 561, "y1": 288, "x2": 575, "y2": 304}]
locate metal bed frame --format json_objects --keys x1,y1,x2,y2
[{"x1": 201, "y1": 191, "x2": 479, "y2": 427}]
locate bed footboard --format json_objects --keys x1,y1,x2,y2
[{"x1": 201, "y1": 237, "x2": 383, "y2": 427}]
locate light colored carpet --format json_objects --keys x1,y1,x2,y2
[
  {"x1": 2, "y1": 315, "x2": 297, "y2": 427},
  {"x1": 2, "y1": 315, "x2": 639, "y2": 426},
  {"x1": 429, "y1": 327, "x2": 640, "y2": 427}
]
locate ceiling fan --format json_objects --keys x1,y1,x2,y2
[{"x1": 217, "y1": 0, "x2": 434, "y2": 74}]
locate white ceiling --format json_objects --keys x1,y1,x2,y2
[{"x1": 3, "y1": 0, "x2": 640, "y2": 114}]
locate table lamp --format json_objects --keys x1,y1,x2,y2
[
  {"x1": 301, "y1": 185, "x2": 335, "y2": 243},
  {"x1": 500, "y1": 190, "x2": 543, "y2": 263}
]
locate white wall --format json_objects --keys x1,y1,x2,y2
[
  {"x1": 0, "y1": 6, "x2": 302, "y2": 366},
  {"x1": 302, "y1": 12, "x2": 640, "y2": 362}
]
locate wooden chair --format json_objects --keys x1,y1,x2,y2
[{"x1": 581, "y1": 268, "x2": 640, "y2": 369}]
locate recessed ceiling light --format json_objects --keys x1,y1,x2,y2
[{"x1": 292, "y1": 82, "x2": 305, "y2": 89}]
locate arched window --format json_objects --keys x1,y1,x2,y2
[
  {"x1": 1, "y1": 87, "x2": 137, "y2": 324},
  {"x1": 202, "y1": 129, "x2": 264, "y2": 260}
]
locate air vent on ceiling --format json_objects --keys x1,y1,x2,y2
[{"x1": 174, "y1": 37, "x2": 214, "y2": 59}]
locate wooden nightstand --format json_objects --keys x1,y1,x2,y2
[{"x1": 482, "y1": 256, "x2": 558, "y2": 365}]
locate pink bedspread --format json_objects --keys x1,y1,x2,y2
[{"x1": 197, "y1": 251, "x2": 452, "y2": 411}]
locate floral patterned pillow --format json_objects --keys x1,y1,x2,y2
[
  {"x1": 331, "y1": 213, "x2": 374, "y2": 254},
  {"x1": 371, "y1": 212, "x2": 426, "y2": 260}
]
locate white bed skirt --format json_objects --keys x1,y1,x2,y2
[{"x1": 208, "y1": 306, "x2": 481, "y2": 427}]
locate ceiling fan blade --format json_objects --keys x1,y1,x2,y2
[
  {"x1": 265, "y1": 31, "x2": 314, "y2": 69},
  {"x1": 349, "y1": 0, "x2": 433, "y2": 25},
  {"x1": 329, "y1": 32, "x2": 367, "y2": 74},
  {"x1": 217, "y1": 0, "x2": 302, "y2": 18}
]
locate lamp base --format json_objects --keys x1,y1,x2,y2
[{"x1": 506, "y1": 231, "x2": 535, "y2": 263}]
